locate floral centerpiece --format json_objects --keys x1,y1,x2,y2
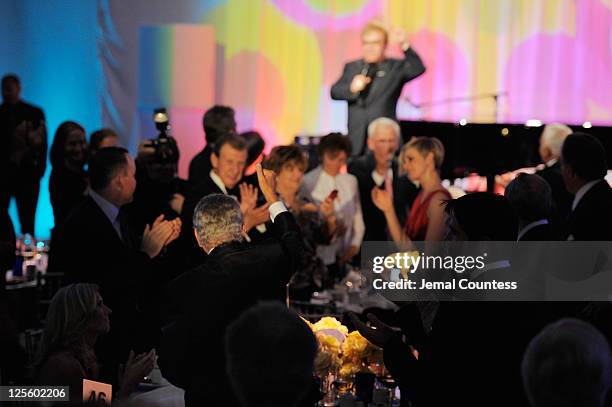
[{"x1": 305, "y1": 316, "x2": 383, "y2": 379}]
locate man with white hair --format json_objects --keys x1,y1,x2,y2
[
  {"x1": 348, "y1": 117, "x2": 418, "y2": 242},
  {"x1": 160, "y1": 165, "x2": 303, "y2": 407},
  {"x1": 536, "y1": 123, "x2": 573, "y2": 222}
]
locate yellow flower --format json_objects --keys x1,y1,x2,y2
[{"x1": 312, "y1": 316, "x2": 349, "y2": 334}]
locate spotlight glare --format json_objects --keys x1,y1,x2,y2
[
  {"x1": 459, "y1": 118, "x2": 468, "y2": 126},
  {"x1": 525, "y1": 119, "x2": 542, "y2": 127},
  {"x1": 582, "y1": 121, "x2": 593, "y2": 129}
]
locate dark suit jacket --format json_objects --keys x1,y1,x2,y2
[
  {"x1": 159, "y1": 210, "x2": 303, "y2": 407},
  {"x1": 567, "y1": 180, "x2": 612, "y2": 241},
  {"x1": 0, "y1": 100, "x2": 47, "y2": 177},
  {"x1": 330, "y1": 48, "x2": 425, "y2": 155},
  {"x1": 384, "y1": 300, "x2": 546, "y2": 407},
  {"x1": 175, "y1": 172, "x2": 263, "y2": 271},
  {"x1": 348, "y1": 153, "x2": 418, "y2": 242},
  {"x1": 48, "y1": 195, "x2": 154, "y2": 381},
  {"x1": 188, "y1": 146, "x2": 212, "y2": 186},
  {"x1": 536, "y1": 162, "x2": 573, "y2": 226}
]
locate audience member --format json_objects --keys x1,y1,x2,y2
[
  {"x1": 160, "y1": 166, "x2": 304, "y2": 407},
  {"x1": 536, "y1": 123, "x2": 573, "y2": 223},
  {"x1": 0, "y1": 74, "x2": 47, "y2": 235},
  {"x1": 505, "y1": 173, "x2": 557, "y2": 241},
  {"x1": 188, "y1": 105, "x2": 237, "y2": 185},
  {"x1": 225, "y1": 302, "x2": 318, "y2": 407},
  {"x1": 373, "y1": 136, "x2": 450, "y2": 243},
  {"x1": 89, "y1": 128, "x2": 119, "y2": 153},
  {"x1": 561, "y1": 132, "x2": 612, "y2": 240},
  {"x1": 348, "y1": 118, "x2": 418, "y2": 242},
  {"x1": 302, "y1": 133, "x2": 364, "y2": 280},
  {"x1": 522, "y1": 318, "x2": 611, "y2": 407},
  {"x1": 241, "y1": 130, "x2": 266, "y2": 176},
  {"x1": 49, "y1": 121, "x2": 89, "y2": 229},
  {"x1": 49, "y1": 147, "x2": 180, "y2": 383},
  {"x1": 33, "y1": 284, "x2": 155, "y2": 405},
  {"x1": 351, "y1": 193, "x2": 542, "y2": 406},
  {"x1": 178, "y1": 134, "x2": 266, "y2": 269},
  {"x1": 264, "y1": 145, "x2": 333, "y2": 299}
]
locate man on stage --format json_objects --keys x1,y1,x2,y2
[{"x1": 331, "y1": 22, "x2": 426, "y2": 156}]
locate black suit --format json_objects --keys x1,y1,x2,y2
[
  {"x1": 331, "y1": 48, "x2": 425, "y2": 155},
  {"x1": 536, "y1": 162, "x2": 573, "y2": 226},
  {"x1": 48, "y1": 195, "x2": 155, "y2": 382},
  {"x1": 159, "y1": 210, "x2": 303, "y2": 407},
  {"x1": 175, "y1": 172, "x2": 262, "y2": 271},
  {"x1": 0, "y1": 101, "x2": 46, "y2": 234},
  {"x1": 348, "y1": 153, "x2": 418, "y2": 242},
  {"x1": 567, "y1": 180, "x2": 612, "y2": 241},
  {"x1": 384, "y1": 301, "x2": 546, "y2": 406},
  {"x1": 188, "y1": 146, "x2": 212, "y2": 186}
]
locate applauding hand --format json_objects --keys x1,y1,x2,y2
[{"x1": 256, "y1": 164, "x2": 278, "y2": 204}]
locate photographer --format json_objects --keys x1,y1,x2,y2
[{"x1": 126, "y1": 109, "x2": 189, "y2": 234}]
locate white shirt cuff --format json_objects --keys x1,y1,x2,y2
[{"x1": 269, "y1": 201, "x2": 288, "y2": 223}]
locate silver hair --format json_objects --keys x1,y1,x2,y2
[
  {"x1": 541, "y1": 123, "x2": 572, "y2": 158},
  {"x1": 193, "y1": 194, "x2": 244, "y2": 248},
  {"x1": 367, "y1": 117, "x2": 401, "y2": 143}
]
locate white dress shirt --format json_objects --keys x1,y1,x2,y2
[{"x1": 301, "y1": 167, "x2": 365, "y2": 265}]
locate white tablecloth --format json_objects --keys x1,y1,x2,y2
[{"x1": 128, "y1": 379, "x2": 184, "y2": 407}]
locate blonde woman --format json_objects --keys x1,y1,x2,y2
[
  {"x1": 33, "y1": 284, "x2": 155, "y2": 404},
  {"x1": 372, "y1": 137, "x2": 450, "y2": 242}
]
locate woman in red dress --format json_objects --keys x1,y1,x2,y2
[{"x1": 372, "y1": 137, "x2": 450, "y2": 243}]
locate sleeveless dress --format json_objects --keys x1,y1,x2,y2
[{"x1": 404, "y1": 188, "x2": 452, "y2": 241}]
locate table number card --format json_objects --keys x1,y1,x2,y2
[{"x1": 82, "y1": 379, "x2": 112, "y2": 405}]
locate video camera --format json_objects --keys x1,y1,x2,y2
[{"x1": 139, "y1": 108, "x2": 180, "y2": 183}]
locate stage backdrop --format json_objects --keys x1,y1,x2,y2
[{"x1": 1, "y1": 0, "x2": 611, "y2": 237}]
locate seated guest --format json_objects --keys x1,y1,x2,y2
[
  {"x1": 89, "y1": 128, "x2": 119, "y2": 154},
  {"x1": 372, "y1": 136, "x2": 450, "y2": 243},
  {"x1": 505, "y1": 173, "x2": 557, "y2": 240},
  {"x1": 537, "y1": 123, "x2": 573, "y2": 223},
  {"x1": 159, "y1": 166, "x2": 303, "y2": 407},
  {"x1": 49, "y1": 121, "x2": 89, "y2": 229},
  {"x1": 348, "y1": 117, "x2": 418, "y2": 242},
  {"x1": 351, "y1": 193, "x2": 545, "y2": 406},
  {"x1": 561, "y1": 132, "x2": 612, "y2": 240},
  {"x1": 33, "y1": 284, "x2": 155, "y2": 405},
  {"x1": 225, "y1": 302, "x2": 318, "y2": 407},
  {"x1": 265, "y1": 145, "x2": 334, "y2": 299},
  {"x1": 49, "y1": 147, "x2": 180, "y2": 383},
  {"x1": 188, "y1": 105, "x2": 237, "y2": 185},
  {"x1": 240, "y1": 130, "x2": 266, "y2": 176},
  {"x1": 179, "y1": 134, "x2": 266, "y2": 269},
  {"x1": 302, "y1": 133, "x2": 364, "y2": 278},
  {"x1": 522, "y1": 318, "x2": 611, "y2": 407}
]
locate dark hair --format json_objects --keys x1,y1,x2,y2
[
  {"x1": 89, "y1": 147, "x2": 129, "y2": 192},
  {"x1": 264, "y1": 145, "x2": 308, "y2": 174},
  {"x1": 240, "y1": 131, "x2": 266, "y2": 167},
  {"x1": 212, "y1": 133, "x2": 247, "y2": 156},
  {"x1": 1, "y1": 74, "x2": 20, "y2": 87},
  {"x1": 49, "y1": 121, "x2": 86, "y2": 168},
  {"x1": 522, "y1": 318, "x2": 611, "y2": 407},
  {"x1": 561, "y1": 132, "x2": 608, "y2": 181},
  {"x1": 318, "y1": 132, "x2": 352, "y2": 161},
  {"x1": 444, "y1": 192, "x2": 518, "y2": 240},
  {"x1": 505, "y1": 173, "x2": 552, "y2": 223},
  {"x1": 225, "y1": 302, "x2": 317, "y2": 407},
  {"x1": 89, "y1": 128, "x2": 118, "y2": 152},
  {"x1": 203, "y1": 105, "x2": 237, "y2": 145}
]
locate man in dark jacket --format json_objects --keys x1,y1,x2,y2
[
  {"x1": 331, "y1": 23, "x2": 425, "y2": 156},
  {"x1": 0, "y1": 74, "x2": 47, "y2": 235},
  {"x1": 160, "y1": 165, "x2": 304, "y2": 407},
  {"x1": 348, "y1": 117, "x2": 418, "y2": 242}
]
